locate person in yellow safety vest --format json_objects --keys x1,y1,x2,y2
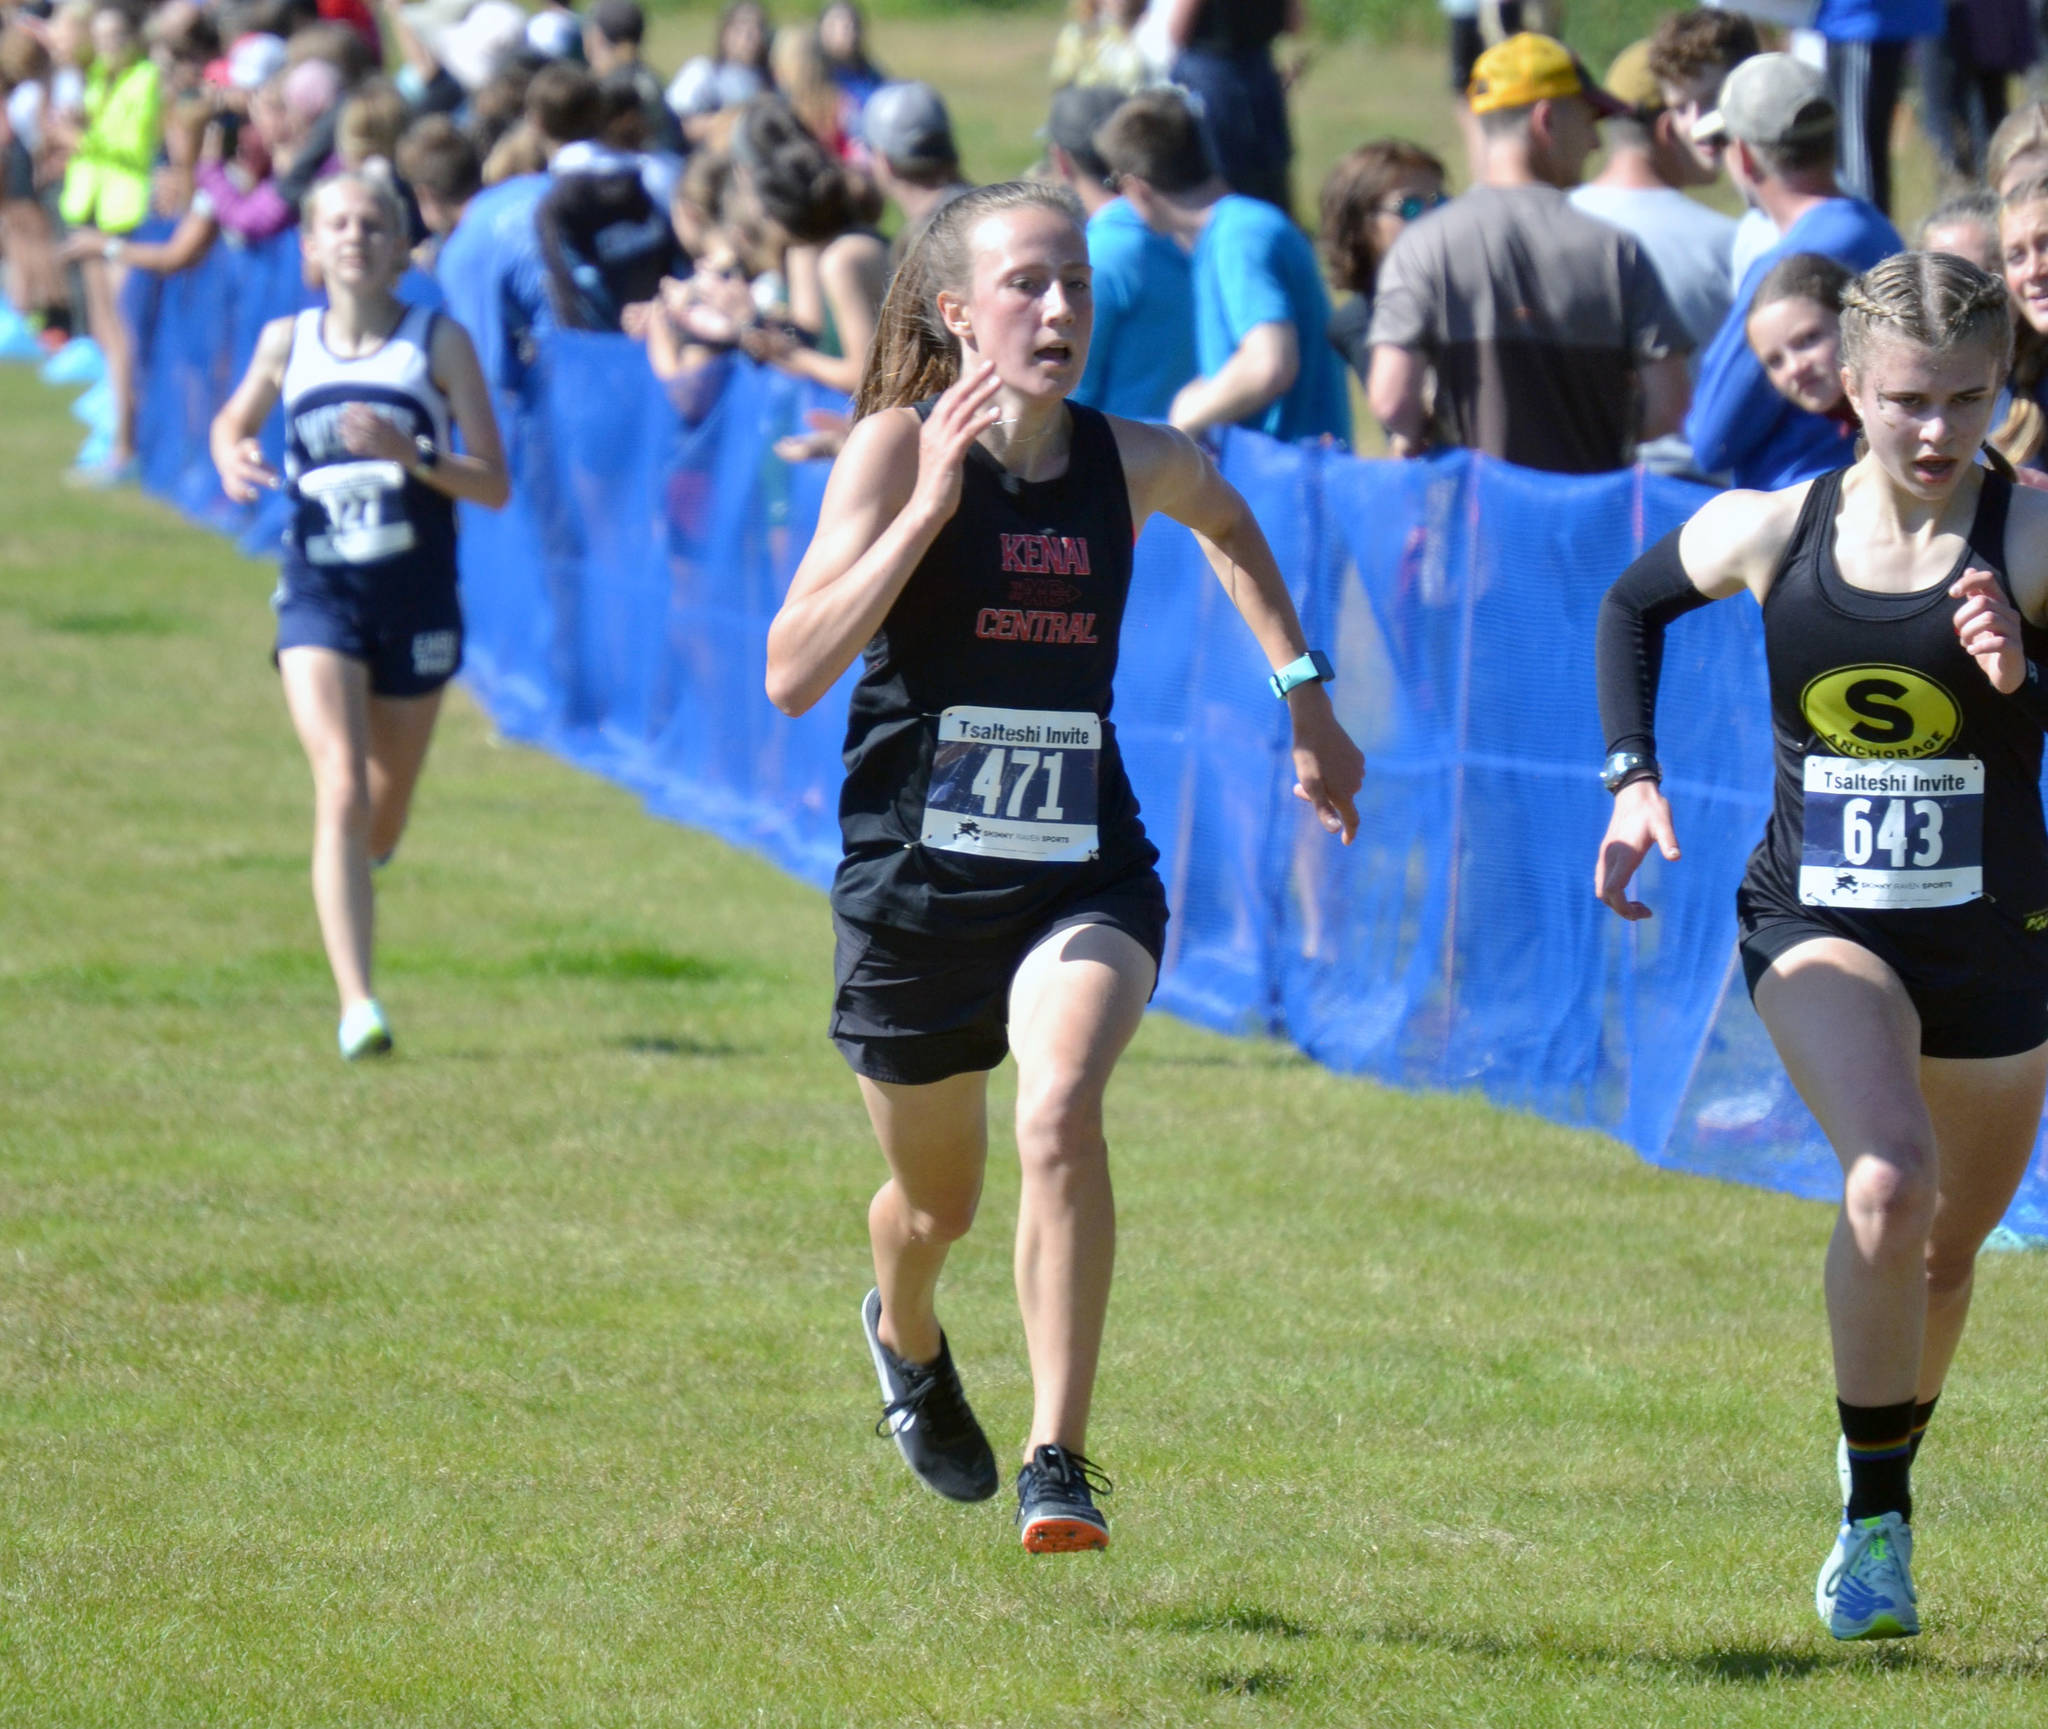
[
  {"x1": 56, "y1": 4, "x2": 160, "y2": 485},
  {"x1": 59, "y1": 5, "x2": 159, "y2": 235}
]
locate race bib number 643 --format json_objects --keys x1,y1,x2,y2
[
  {"x1": 1799, "y1": 755, "x2": 1983, "y2": 909},
  {"x1": 919, "y1": 705, "x2": 1101, "y2": 863}
]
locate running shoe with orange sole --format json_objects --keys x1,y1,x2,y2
[{"x1": 1016, "y1": 1443, "x2": 1112, "y2": 1553}]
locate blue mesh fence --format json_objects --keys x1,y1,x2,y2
[{"x1": 116, "y1": 231, "x2": 2048, "y2": 1237}]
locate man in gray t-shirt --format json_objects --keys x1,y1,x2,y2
[{"x1": 1368, "y1": 33, "x2": 1692, "y2": 474}]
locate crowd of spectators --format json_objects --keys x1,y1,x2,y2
[{"x1": 9, "y1": 0, "x2": 2048, "y2": 498}]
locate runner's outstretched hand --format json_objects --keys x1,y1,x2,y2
[
  {"x1": 909, "y1": 360, "x2": 1003, "y2": 528},
  {"x1": 1288, "y1": 686, "x2": 1364, "y2": 844},
  {"x1": 1596, "y1": 778, "x2": 1680, "y2": 921},
  {"x1": 1951, "y1": 565, "x2": 2026, "y2": 694},
  {"x1": 218, "y1": 436, "x2": 279, "y2": 503}
]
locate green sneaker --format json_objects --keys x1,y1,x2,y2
[
  {"x1": 338, "y1": 999, "x2": 393, "y2": 1060},
  {"x1": 1817, "y1": 1512, "x2": 1918, "y2": 1640}
]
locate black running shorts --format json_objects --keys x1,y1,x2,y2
[
  {"x1": 1738, "y1": 911, "x2": 2048, "y2": 1060},
  {"x1": 829, "y1": 876, "x2": 1169, "y2": 1087}
]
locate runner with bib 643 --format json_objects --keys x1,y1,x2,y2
[
  {"x1": 766, "y1": 180, "x2": 1364, "y2": 1553},
  {"x1": 1593, "y1": 252, "x2": 2048, "y2": 1641}
]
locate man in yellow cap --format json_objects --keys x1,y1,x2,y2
[
  {"x1": 1570, "y1": 38, "x2": 1740, "y2": 481},
  {"x1": 1367, "y1": 33, "x2": 1693, "y2": 474}
]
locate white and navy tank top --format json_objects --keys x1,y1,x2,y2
[{"x1": 280, "y1": 301, "x2": 456, "y2": 590}]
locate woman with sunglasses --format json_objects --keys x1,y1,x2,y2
[{"x1": 1316, "y1": 139, "x2": 1448, "y2": 390}]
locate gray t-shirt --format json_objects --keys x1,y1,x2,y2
[
  {"x1": 1570, "y1": 182, "x2": 1736, "y2": 479},
  {"x1": 1368, "y1": 183, "x2": 1691, "y2": 474}
]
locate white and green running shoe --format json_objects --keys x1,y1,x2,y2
[
  {"x1": 338, "y1": 999, "x2": 394, "y2": 1060},
  {"x1": 1816, "y1": 1512, "x2": 1918, "y2": 1640}
]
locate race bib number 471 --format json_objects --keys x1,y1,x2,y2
[
  {"x1": 1799, "y1": 755, "x2": 1983, "y2": 909},
  {"x1": 919, "y1": 705, "x2": 1101, "y2": 863}
]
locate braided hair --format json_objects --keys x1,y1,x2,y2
[
  {"x1": 1838, "y1": 250, "x2": 2018, "y2": 478},
  {"x1": 851, "y1": 181, "x2": 1087, "y2": 421}
]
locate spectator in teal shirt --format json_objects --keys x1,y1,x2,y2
[
  {"x1": 1096, "y1": 87, "x2": 1350, "y2": 443},
  {"x1": 1043, "y1": 85, "x2": 1196, "y2": 421}
]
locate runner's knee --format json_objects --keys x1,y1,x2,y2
[
  {"x1": 1843, "y1": 1143, "x2": 1937, "y2": 1240},
  {"x1": 1015, "y1": 1073, "x2": 1107, "y2": 1175},
  {"x1": 877, "y1": 1181, "x2": 980, "y2": 1245}
]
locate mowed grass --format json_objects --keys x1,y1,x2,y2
[{"x1": 6, "y1": 323, "x2": 2048, "y2": 1729}]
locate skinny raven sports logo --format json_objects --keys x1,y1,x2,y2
[{"x1": 1836, "y1": 873, "x2": 1859, "y2": 894}]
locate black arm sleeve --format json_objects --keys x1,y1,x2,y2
[{"x1": 1595, "y1": 526, "x2": 1714, "y2": 759}]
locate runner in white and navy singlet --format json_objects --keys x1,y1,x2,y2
[
  {"x1": 767, "y1": 181, "x2": 1363, "y2": 1555},
  {"x1": 211, "y1": 173, "x2": 508, "y2": 1060},
  {"x1": 1595, "y1": 254, "x2": 2048, "y2": 1643},
  {"x1": 276, "y1": 299, "x2": 463, "y2": 696}
]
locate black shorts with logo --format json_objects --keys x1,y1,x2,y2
[
  {"x1": 1737, "y1": 895, "x2": 2048, "y2": 1061},
  {"x1": 829, "y1": 872, "x2": 1168, "y2": 1087}
]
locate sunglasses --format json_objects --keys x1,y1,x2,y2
[{"x1": 1378, "y1": 191, "x2": 1449, "y2": 221}]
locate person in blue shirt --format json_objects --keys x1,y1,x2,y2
[
  {"x1": 1095, "y1": 87, "x2": 1350, "y2": 444},
  {"x1": 1817, "y1": 0, "x2": 1943, "y2": 218},
  {"x1": 1686, "y1": 54, "x2": 1902, "y2": 489},
  {"x1": 1042, "y1": 84, "x2": 1196, "y2": 421}
]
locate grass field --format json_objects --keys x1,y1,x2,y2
[{"x1": 10, "y1": 334, "x2": 2048, "y2": 1719}]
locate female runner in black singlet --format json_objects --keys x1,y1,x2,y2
[
  {"x1": 766, "y1": 180, "x2": 1364, "y2": 1552},
  {"x1": 1594, "y1": 253, "x2": 2048, "y2": 1641},
  {"x1": 209, "y1": 173, "x2": 508, "y2": 1059}
]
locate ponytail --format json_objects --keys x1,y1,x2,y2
[{"x1": 851, "y1": 179, "x2": 1087, "y2": 421}]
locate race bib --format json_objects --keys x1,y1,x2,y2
[
  {"x1": 919, "y1": 706, "x2": 1101, "y2": 863},
  {"x1": 301, "y1": 460, "x2": 416, "y2": 565},
  {"x1": 1799, "y1": 756, "x2": 1983, "y2": 909}
]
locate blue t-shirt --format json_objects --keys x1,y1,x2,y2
[
  {"x1": 1191, "y1": 193, "x2": 1351, "y2": 444},
  {"x1": 435, "y1": 173, "x2": 551, "y2": 396},
  {"x1": 1814, "y1": 0, "x2": 1942, "y2": 43},
  {"x1": 1073, "y1": 198, "x2": 1196, "y2": 422},
  {"x1": 1685, "y1": 197, "x2": 1902, "y2": 490}
]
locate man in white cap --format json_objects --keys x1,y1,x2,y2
[{"x1": 1683, "y1": 51, "x2": 1902, "y2": 491}]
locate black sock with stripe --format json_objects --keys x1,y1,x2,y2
[
  {"x1": 1839, "y1": 1397, "x2": 1916, "y2": 1524},
  {"x1": 1909, "y1": 1394, "x2": 1939, "y2": 1462}
]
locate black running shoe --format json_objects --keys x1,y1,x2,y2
[
  {"x1": 860, "y1": 1288, "x2": 999, "y2": 1503},
  {"x1": 1015, "y1": 1443, "x2": 1112, "y2": 1553}
]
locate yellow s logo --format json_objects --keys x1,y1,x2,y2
[{"x1": 1800, "y1": 665, "x2": 1961, "y2": 759}]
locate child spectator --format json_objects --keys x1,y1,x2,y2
[
  {"x1": 1316, "y1": 136, "x2": 1445, "y2": 390},
  {"x1": 1743, "y1": 251, "x2": 1858, "y2": 468},
  {"x1": 1919, "y1": 186, "x2": 2000, "y2": 271},
  {"x1": 1045, "y1": 81, "x2": 1196, "y2": 421},
  {"x1": 1097, "y1": 84, "x2": 1349, "y2": 443},
  {"x1": 394, "y1": 111, "x2": 479, "y2": 270},
  {"x1": 667, "y1": 0, "x2": 772, "y2": 147}
]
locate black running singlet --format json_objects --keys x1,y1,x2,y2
[
  {"x1": 831, "y1": 402, "x2": 1159, "y2": 936},
  {"x1": 1740, "y1": 466, "x2": 2048, "y2": 989}
]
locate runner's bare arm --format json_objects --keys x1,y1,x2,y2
[
  {"x1": 1676, "y1": 480, "x2": 1814, "y2": 605},
  {"x1": 208, "y1": 314, "x2": 295, "y2": 503},
  {"x1": 1110, "y1": 415, "x2": 1364, "y2": 841},
  {"x1": 767, "y1": 365, "x2": 1003, "y2": 716}
]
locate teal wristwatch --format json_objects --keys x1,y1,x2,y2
[{"x1": 1269, "y1": 649, "x2": 1335, "y2": 700}]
